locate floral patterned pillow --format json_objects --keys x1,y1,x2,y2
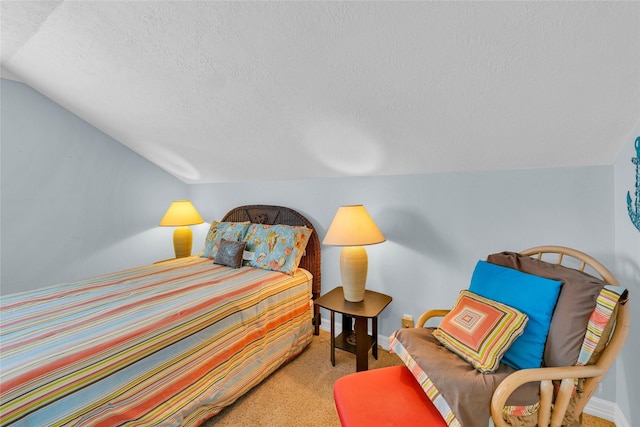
[
  {"x1": 243, "y1": 224, "x2": 312, "y2": 275},
  {"x1": 200, "y1": 221, "x2": 250, "y2": 259}
]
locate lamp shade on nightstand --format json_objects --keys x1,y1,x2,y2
[
  {"x1": 159, "y1": 200, "x2": 204, "y2": 258},
  {"x1": 323, "y1": 205, "x2": 385, "y2": 302}
]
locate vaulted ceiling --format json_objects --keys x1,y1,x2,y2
[{"x1": 2, "y1": 1, "x2": 638, "y2": 184}]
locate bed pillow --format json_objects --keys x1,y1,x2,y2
[
  {"x1": 486, "y1": 251, "x2": 607, "y2": 367},
  {"x1": 214, "y1": 239, "x2": 246, "y2": 268},
  {"x1": 243, "y1": 223, "x2": 312, "y2": 275},
  {"x1": 201, "y1": 221, "x2": 250, "y2": 259},
  {"x1": 433, "y1": 290, "x2": 528, "y2": 373},
  {"x1": 468, "y1": 261, "x2": 562, "y2": 370}
]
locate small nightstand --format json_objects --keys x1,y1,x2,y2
[{"x1": 315, "y1": 286, "x2": 392, "y2": 372}]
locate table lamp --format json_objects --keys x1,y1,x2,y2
[
  {"x1": 323, "y1": 205, "x2": 386, "y2": 302},
  {"x1": 159, "y1": 200, "x2": 204, "y2": 258}
]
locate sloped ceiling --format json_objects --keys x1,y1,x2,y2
[{"x1": 2, "y1": 1, "x2": 639, "y2": 184}]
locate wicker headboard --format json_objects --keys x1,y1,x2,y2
[{"x1": 221, "y1": 205, "x2": 321, "y2": 334}]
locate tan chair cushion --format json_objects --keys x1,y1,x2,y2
[{"x1": 392, "y1": 327, "x2": 539, "y2": 427}]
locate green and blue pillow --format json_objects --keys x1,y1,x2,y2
[
  {"x1": 243, "y1": 223, "x2": 312, "y2": 275},
  {"x1": 201, "y1": 221, "x2": 250, "y2": 259}
]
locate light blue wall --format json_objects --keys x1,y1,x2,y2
[
  {"x1": 614, "y1": 122, "x2": 640, "y2": 426},
  {"x1": 189, "y1": 167, "x2": 614, "y2": 341},
  {"x1": 0, "y1": 78, "x2": 188, "y2": 294}
]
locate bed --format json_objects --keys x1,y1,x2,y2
[{"x1": 0, "y1": 205, "x2": 321, "y2": 426}]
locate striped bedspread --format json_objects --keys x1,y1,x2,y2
[{"x1": 1, "y1": 257, "x2": 313, "y2": 426}]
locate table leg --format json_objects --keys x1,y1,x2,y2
[
  {"x1": 342, "y1": 314, "x2": 353, "y2": 336},
  {"x1": 354, "y1": 316, "x2": 368, "y2": 372},
  {"x1": 372, "y1": 316, "x2": 378, "y2": 360},
  {"x1": 330, "y1": 310, "x2": 336, "y2": 367}
]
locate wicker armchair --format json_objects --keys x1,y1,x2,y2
[{"x1": 416, "y1": 246, "x2": 630, "y2": 427}]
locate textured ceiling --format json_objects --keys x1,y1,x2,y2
[{"x1": 2, "y1": 1, "x2": 639, "y2": 184}]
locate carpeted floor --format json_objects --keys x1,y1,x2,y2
[{"x1": 204, "y1": 330, "x2": 614, "y2": 426}]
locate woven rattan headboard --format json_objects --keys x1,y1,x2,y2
[{"x1": 221, "y1": 205, "x2": 321, "y2": 334}]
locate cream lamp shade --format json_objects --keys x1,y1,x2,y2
[
  {"x1": 323, "y1": 205, "x2": 386, "y2": 302},
  {"x1": 159, "y1": 200, "x2": 204, "y2": 258}
]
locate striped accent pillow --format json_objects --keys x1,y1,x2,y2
[
  {"x1": 433, "y1": 290, "x2": 528, "y2": 373},
  {"x1": 577, "y1": 285, "x2": 628, "y2": 366}
]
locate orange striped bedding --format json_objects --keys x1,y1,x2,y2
[{"x1": 0, "y1": 257, "x2": 313, "y2": 426}]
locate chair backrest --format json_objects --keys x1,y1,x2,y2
[
  {"x1": 520, "y1": 245, "x2": 618, "y2": 285},
  {"x1": 520, "y1": 245, "x2": 630, "y2": 417}
]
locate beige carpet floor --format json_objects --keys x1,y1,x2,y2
[{"x1": 204, "y1": 331, "x2": 614, "y2": 427}]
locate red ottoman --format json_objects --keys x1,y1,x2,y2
[{"x1": 334, "y1": 365, "x2": 449, "y2": 426}]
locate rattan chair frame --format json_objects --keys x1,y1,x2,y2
[{"x1": 416, "y1": 246, "x2": 629, "y2": 427}]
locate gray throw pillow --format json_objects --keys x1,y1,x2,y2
[{"x1": 214, "y1": 239, "x2": 246, "y2": 268}]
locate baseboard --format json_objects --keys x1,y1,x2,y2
[
  {"x1": 584, "y1": 396, "x2": 616, "y2": 421},
  {"x1": 319, "y1": 318, "x2": 631, "y2": 426},
  {"x1": 584, "y1": 397, "x2": 630, "y2": 427}
]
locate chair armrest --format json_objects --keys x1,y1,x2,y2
[
  {"x1": 416, "y1": 309, "x2": 450, "y2": 327},
  {"x1": 490, "y1": 365, "x2": 605, "y2": 427}
]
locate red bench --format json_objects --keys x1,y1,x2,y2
[{"x1": 334, "y1": 365, "x2": 448, "y2": 427}]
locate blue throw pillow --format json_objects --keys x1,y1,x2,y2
[{"x1": 469, "y1": 261, "x2": 562, "y2": 370}]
